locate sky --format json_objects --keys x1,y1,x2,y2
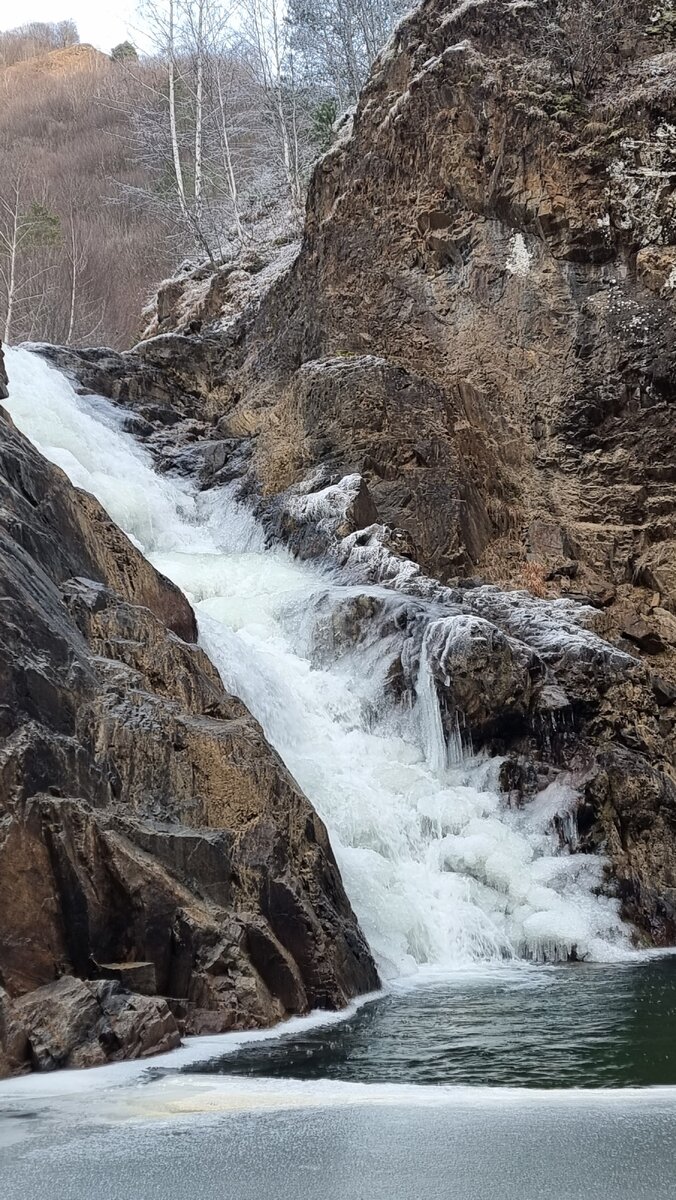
[{"x1": 0, "y1": 0, "x2": 143, "y2": 54}]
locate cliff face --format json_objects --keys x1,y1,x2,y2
[
  {"x1": 0, "y1": 402, "x2": 377, "y2": 1077},
  {"x1": 143, "y1": 2, "x2": 676, "y2": 636},
  {"x1": 241, "y1": 1, "x2": 675, "y2": 616}
]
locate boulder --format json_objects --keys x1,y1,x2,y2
[
  {"x1": 622, "y1": 615, "x2": 667, "y2": 656},
  {"x1": 13, "y1": 977, "x2": 180, "y2": 1071},
  {"x1": 423, "y1": 614, "x2": 544, "y2": 742}
]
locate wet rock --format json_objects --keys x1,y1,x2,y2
[
  {"x1": 13, "y1": 976, "x2": 180, "y2": 1071},
  {"x1": 0, "y1": 341, "x2": 8, "y2": 400},
  {"x1": 584, "y1": 750, "x2": 676, "y2": 944},
  {"x1": 424, "y1": 614, "x2": 545, "y2": 742}
]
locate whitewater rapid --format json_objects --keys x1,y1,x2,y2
[{"x1": 3, "y1": 347, "x2": 631, "y2": 975}]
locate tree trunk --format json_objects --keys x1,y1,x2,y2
[
  {"x1": 194, "y1": 0, "x2": 204, "y2": 228},
  {"x1": 2, "y1": 193, "x2": 19, "y2": 344},
  {"x1": 168, "y1": 0, "x2": 188, "y2": 217}
]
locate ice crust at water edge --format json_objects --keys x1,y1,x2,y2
[{"x1": 3, "y1": 346, "x2": 632, "y2": 974}]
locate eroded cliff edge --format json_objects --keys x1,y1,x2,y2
[{"x1": 0, "y1": 393, "x2": 377, "y2": 1077}]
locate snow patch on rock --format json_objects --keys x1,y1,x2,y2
[{"x1": 506, "y1": 233, "x2": 532, "y2": 277}]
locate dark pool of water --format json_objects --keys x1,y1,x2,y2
[{"x1": 184, "y1": 958, "x2": 676, "y2": 1088}]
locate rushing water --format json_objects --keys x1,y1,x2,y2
[
  {"x1": 191, "y1": 958, "x2": 676, "y2": 1089},
  {"x1": 3, "y1": 346, "x2": 631, "y2": 973}
]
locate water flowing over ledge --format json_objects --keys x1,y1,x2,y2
[{"x1": 3, "y1": 347, "x2": 632, "y2": 974}]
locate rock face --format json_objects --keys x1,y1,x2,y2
[
  {"x1": 13, "y1": 977, "x2": 180, "y2": 1072},
  {"x1": 0, "y1": 404, "x2": 378, "y2": 1076},
  {"x1": 93, "y1": 1, "x2": 675, "y2": 694}
]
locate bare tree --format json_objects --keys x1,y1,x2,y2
[
  {"x1": 0, "y1": 177, "x2": 59, "y2": 342},
  {"x1": 237, "y1": 0, "x2": 306, "y2": 217},
  {"x1": 0, "y1": 34, "x2": 176, "y2": 347},
  {"x1": 287, "y1": 0, "x2": 406, "y2": 106},
  {"x1": 0, "y1": 20, "x2": 79, "y2": 68},
  {"x1": 539, "y1": 0, "x2": 650, "y2": 95}
]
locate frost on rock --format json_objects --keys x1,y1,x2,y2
[
  {"x1": 608, "y1": 126, "x2": 676, "y2": 245},
  {"x1": 441, "y1": 0, "x2": 490, "y2": 26},
  {"x1": 288, "y1": 473, "x2": 363, "y2": 530},
  {"x1": 279, "y1": 471, "x2": 638, "y2": 707}
]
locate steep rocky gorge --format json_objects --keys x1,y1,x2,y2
[{"x1": 2, "y1": 0, "x2": 676, "y2": 1074}]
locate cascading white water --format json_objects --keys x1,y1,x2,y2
[{"x1": 3, "y1": 347, "x2": 631, "y2": 978}]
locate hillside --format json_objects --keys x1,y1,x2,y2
[
  {"x1": 1, "y1": 42, "x2": 109, "y2": 81},
  {"x1": 0, "y1": 34, "x2": 175, "y2": 348}
]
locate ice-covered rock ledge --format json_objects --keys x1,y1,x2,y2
[{"x1": 259, "y1": 465, "x2": 675, "y2": 946}]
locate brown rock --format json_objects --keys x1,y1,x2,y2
[
  {"x1": 652, "y1": 608, "x2": 676, "y2": 649},
  {"x1": 653, "y1": 676, "x2": 676, "y2": 707},
  {"x1": 95, "y1": 962, "x2": 158, "y2": 996},
  {"x1": 14, "y1": 976, "x2": 180, "y2": 1071},
  {"x1": 0, "y1": 988, "x2": 29, "y2": 1079},
  {"x1": 636, "y1": 246, "x2": 676, "y2": 296},
  {"x1": 622, "y1": 615, "x2": 667, "y2": 655}
]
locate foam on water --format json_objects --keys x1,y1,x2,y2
[{"x1": 3, "y1": 347, "x2": 632, "y2": 978}]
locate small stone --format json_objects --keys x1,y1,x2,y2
[
  {"x1": 622, "y1": 615, "x2": 667, "y2": 655},
  {"x1": 653, "y1": 676, "x2": 676, "y2": 707}
]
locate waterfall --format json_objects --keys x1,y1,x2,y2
[{"x1": 3, "y1": 347, "x2": 632, "y2": 979}]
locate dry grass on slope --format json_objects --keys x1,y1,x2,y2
[
  {"x1": 1, "y1": 43, "x2": 109, "y2": 82},
  {"x1": 0, "y1": 45, "x2": 174, "y2": 349}
]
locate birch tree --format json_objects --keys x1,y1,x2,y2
[
  {"x1": 238, "y1": 0, "x2": 306, "y2": 218},
  {"x1": 0, "y1": 179, "x2": 60, "y2": 342},
  {"x1": 287, "y1": 0, "x2": 407, "y2": 106},
  {"x1": 135, "y1": 0, "x2": 217, "y2": 259}
]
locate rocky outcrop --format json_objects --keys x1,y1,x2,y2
[
  {"x1": 0, "y1": 404, "x2": 378, "y2": 1076},
  {"x1": 82, "y1": 2, "x2": 675, "y2": 687}
]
